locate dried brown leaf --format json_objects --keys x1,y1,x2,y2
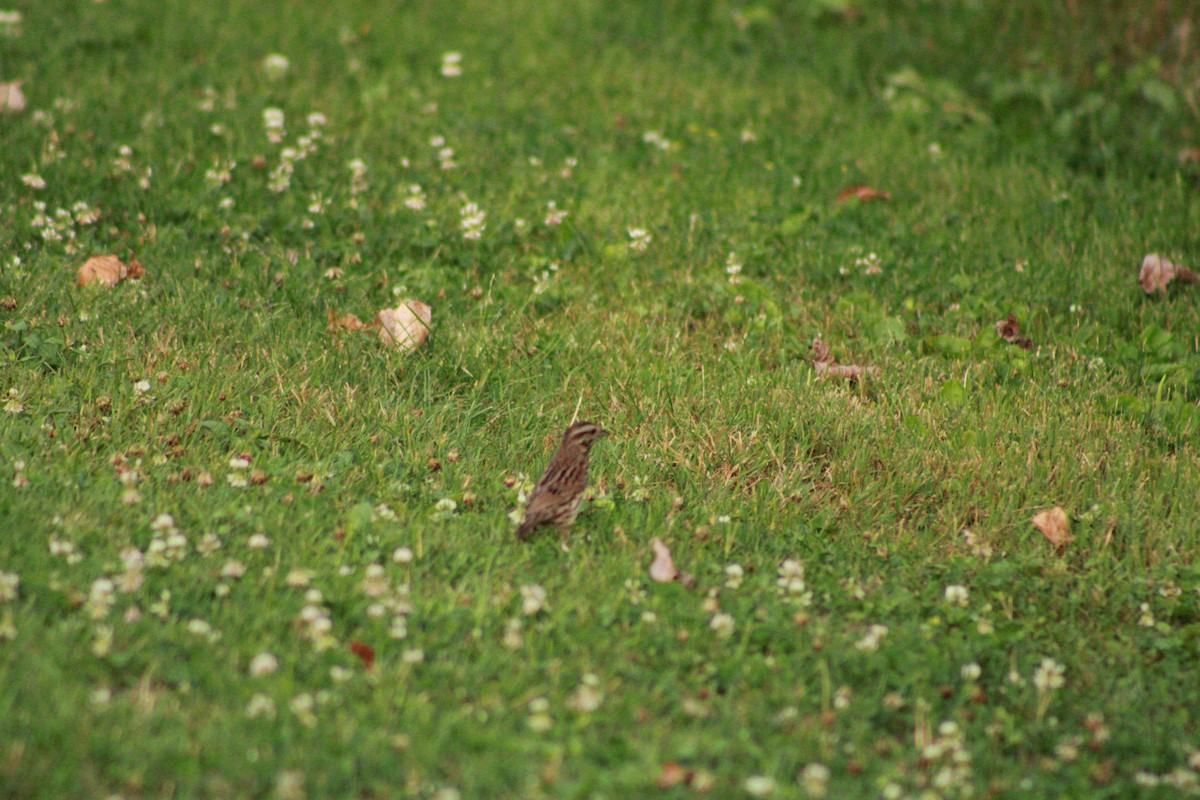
[
  {"x1": 996, "y1": 314, "x2": 1033, "y2": 350},
  {"x1": 77, "y1": 255, "x2": 141, "y2": 288},
  {"x1": 649, "y1": 538, "x2": 678, "y2": 583},
  {"x1": 0, "y1": 81, "x2": 25, "y2": 114},
  {"x1": 326, "y1": 309, "x2": 369, "y2": 333},
  {"x1": 1032, "y1": 507, "x2": 1072, "y2": 549},
  {"x1": 810, "y1": 338, "x2": 878, "y2": 381},
  {"x1": 378, "y1": 300, "x2": 432, "y2": 351},
  {"x1": 348, "y1": 640, "x2": 376, "y2": 671},
  {"x1": 837, "y1": 185, "x2": 891, "y2": 203}
]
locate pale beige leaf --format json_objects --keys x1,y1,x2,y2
[
  {"x1": 0, "y1": 81, "x2": 25, "y2": 114},
  {"x1": 1032, "y1": 507, "x2": 1072, "y2": 549},
  {"x1": 377, "y1": 301, "x2": 431, "y2": 351},
  {"x1": 649, "y1": 537, "x2": 678, "y2": 583},
  {"x1": 77, "y1": 255, "x2": 130, "y2": 287},
  {"x1": 1139, "y1": 253, "x2": 1177, "y2": 294}
]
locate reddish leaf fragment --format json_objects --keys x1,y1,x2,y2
[
  {"x1": 657, "y1": 763, "x2": 689, "y2": 789},
  {"x1": 1032, "y1": 507, "x2": 1072, "y2": 550},
  {"x1": 348, "y1": 640, "x2": 376, "y2": 671},
  {"x1": 837, "y1": 185, "x2": 891, "y2": 203},
  {"x1": 996, "y1": 314, "x2": 1033, "y2": 350}
]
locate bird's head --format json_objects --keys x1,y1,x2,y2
[{"x1": 564, "y1": 421, "x2": 610, "y2": 450}]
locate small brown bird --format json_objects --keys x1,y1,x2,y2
[{"x1": 517, "y1": 421, "x2": 610, "y2": 540}]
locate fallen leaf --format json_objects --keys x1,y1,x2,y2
[
  {"x1": 649, "y1": 538, "x2": 678, "y2": 583},
  {"x1": 348, "y1": 640, "x2": 376, "y2": 671},
  {"x1": 656, "y1": 762, "x2": 689, "y2": 790},
  {"x1": 995, "y1": 314, "x2": 1033, "y2": 350},
  {"x1": 1032, "y1": 507, "x2": 1072, "y2": 549},
  {"x1": 0, "y1": 81, "x2": 25, "y2": 114},
  {"x1": 77, "y1": 255, "x2": 143, "y2": 288},
  {"x1": 810, "y1": 338, "x2": 878, "y2": 381},
  {"x1": 326, "y1": 309, "x2": 369, "y2": 333},
  {"x1": 1139, "y1": 253, "x2": 1198, "y2": 294},
  {"x1": 378, "y1": 300, "x2": 432, "y2": 351},
  {"x1": 837, "y1": 185, "x2": 891, "y2": 203}
]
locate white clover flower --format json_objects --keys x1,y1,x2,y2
[
  {"x1": 724, "y1": 563, "x2": 744, "y2": 589},
  {"x1": 460, "y1": 202, "x2": 486, "y2": 240},
  {"x1": 0, "y1": 572, "x2": 18, "y2": 602},
  {"x1": 725, "y1": 251, "x2": 743, "y2": 274},
  {"x1": 248, "y1": 651, "x2": 280, "y2": 677},
  {"x1": 944, "y1": 584, "x2": 969, "y2": 607},
  {"x1": 434, "y1": 497, "x2": 458, "y2": 514},
  {"x1": 246, "y1": 693, "x2": 276, "y2": 718},
  {"x1": 743, "y1": 775, "x2": 776, "y2": 796},
  {"x1": 709, "y1": 611, "x2": 735, "y2": 638},
  {"x1": 502, "y1": 617, "x2": 523, "y2": 650},
  {"x1": 285, "y1": 569, "x2": 313, "y2": 588},
  {"x1": 20, "y1": 173, "x2": 45, "y2": 189},
  {"x1": 262, "y1": 108, "x2": 286, "y2": 143},
  {"x1": 854, "y1": 623, "x2": 889, "y2": 653},
  {"x1": 520, "y1": 584, "x2": 548, "y2": 616},
  {"x1": 440, "y1": 51, "x2": 463, "y2": 78},
  {"x1": 961, "y1": 662, "x2": 982, "y2": 681},
  {"x1": 569, "y1": 673, "x2": 603, "y2": 713},
  {"x1": 247, "y1": 534, "x2": 270, "y2": 549},
  {"x1": 360, "y1": 564, "x2": 389, "y2": 598},
  {"x1": 543, "y1": 201, "x2": 568, "y2": 227},
  {"x1": 186, "y1": 618, "x2": 216, "y2": 639},
  {"x1": 263, "y1": 53, "x2": 290, "y2": 81},
  {"x1": 392, "y1": 546, "x2": 414, "y2": 564},
  {"x1": 85, "y1": 578, "x2": 116, "y2": 620},
  {"x1": 403, "y1": 184, "x2": 426, "y2": 210},
  {"x1": 801, "y1": 763, "x2": 830, "y2": 797},
  {"x1": 220, "y1": 559, "x2": 247, "y2": 578},
  {"x1": 627, "y1": 227, "x2": 651, "y2": 252},
  {"x1": 133, "y1": 380, "x2": 151, "y2": 395},
  {"x1": 1032, "y1": 658, "x2": 1065, "y2": 692},
  {"x1": 1138, "y1": 602, "x2": 1156, "y2": 627}
]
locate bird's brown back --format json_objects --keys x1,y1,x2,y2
[{"x1": 517, "y1": 422, "x2": 607, "y2": 539}]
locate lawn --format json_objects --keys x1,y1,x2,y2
[{"x1": 3, "y1": 0, "x2": 1200, "y2": 797}]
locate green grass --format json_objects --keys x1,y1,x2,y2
[{"x1": 3, "y1": 0, "x2": 1200, "y2": 797}]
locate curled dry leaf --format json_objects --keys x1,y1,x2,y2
[
  {"x1": 326, "y1": 309, "x2": 369, "y2": 334},
  {"x1": 996, "y1": 314, "x2": 1033, "y2": 350},
  {"x1": 348, "y1": 640, "x2": 376, "y2": 671},
  {"x1": 77, "y1": 255, "x2": 144, "y2": 288},
  {"x1": 1139, "y1": 253, "x2": 1198, "y2": 295},
  {"x1": 810, "y1": 338, "x2": 878, "y2": 381},
  {"x1": 649, "y1": 537, "x2": 678, "y2": 583},
  {"x1": 837, "y1": 185, "x2": 891, "y2": 203},
  {"x1": 378, "y1": 300, "x2": 432, "y2": 351},
  {"x1": 1032, "y1": 507, "x2": 1072, "y2": 549},
  {"x1": 0, "y1": 81, "x2": 26, "y2": 114}
]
